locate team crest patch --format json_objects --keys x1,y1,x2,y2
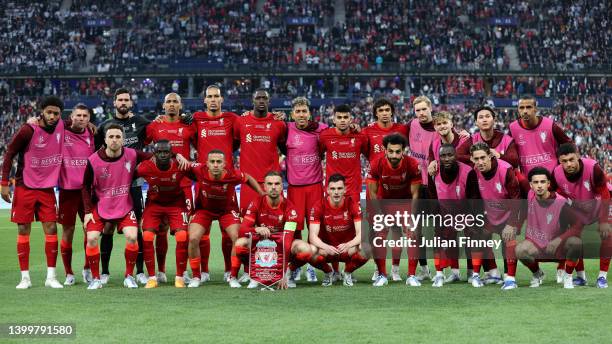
[
  {"x1": 86, "y1": 137, "x2": 91, "y2": 146},
  {"x1": 495, "y1": 182, "x2": 502, "y2": 193},
  {"x1": 583, "y1": 181, "x2": 591, "y2": 192},
  {"x1": 455, "y1": 185, "x2": 461, "y2": 197},
  {"x1": 254, "y1": 240, "x2": 278, "y2": 268},
  {"x1": 546, "y1": 213, "x2": 553, "y2": 225},
  {"x1": 266, "y1": 123, "x2": 272, "y2": 129},
  {"x1": 56, "y1": 133, "x2": 61, "y2": 143},
  {"x1": 125, "y1": 161, "x2": 132, "y2": 173},
  {"x1": 540, "y1": 132, "x2": 547, "y2": 143},
  {"x1": 343, "y1": 211, "x2": 349, "y2": 220},
  {"x1": 350, "y1": 138, "x2": 355, "y2": 147}
]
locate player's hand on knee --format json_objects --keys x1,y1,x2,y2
[
  {"x1": 84, "y1": 213, "x2": 95, "y2": 228},
  {"x1": 502, "y1": 225, "x2": 517, "y2": 242},
  {"x1": 255, "y1": 226, "x2": 271, "y2": 238},
  {"x1": 1, "y1": 185, "x2": 12, "y2": 203}
]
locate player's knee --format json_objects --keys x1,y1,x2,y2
[
  {"x1": 17, "y1": 224, "x2": 31, "y2": 235},
  {"x1": 235, "y1": 237, "x2": 248, "y2": 247},
  {"x1": 564, "y1": 237, "x2": 582, "y2": 253},
  {"x1": 292, "y1": 240, "x2": 309, "y2": 254},
  {"x1": 515, "y1": 241, "x2": 529, "y2": 258}
]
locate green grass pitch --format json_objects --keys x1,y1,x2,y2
[{"x1": 0, "y1": 210, "x2": 610, "y2": 343}]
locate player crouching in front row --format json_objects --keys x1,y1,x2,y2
[
  {"x1": 230, "y1": 171, "x2": 313, "y2": 289},
  {"x1": 308, "y1": 174, "x2": 370, "y2": 287},
  {"x1": 515, "y1": 167, "x2": 583, "y2": 289}
]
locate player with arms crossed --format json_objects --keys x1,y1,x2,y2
[
  {"x1": 367, "y1": 133, "x2": 422, "y2": 286},
  {"x1": 1, "y1": 96, "x2": 65, "y2": 289},
  {"x1": 309, "y1": 174, "x2": 369, "y2": 287},
  {"x1": 231, "y1": 171, "x2": 312, "y2": 289},
  {"x1": 82, "y1": 124, "x2": 153, "y2": 289}
]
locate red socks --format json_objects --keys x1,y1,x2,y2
[
  {"x1": 124, "y1": 242, "x2": 139, "y2": 277},
  {"x1": 45, "y1": 234, "x2": 58, "y2": 268},
  {"x1": 290, "y1": 252, "x2": 312, "y2": 270},
  {"x1": 199, "y1": 235, "x2": 210, "y2": 273},
  {"x1": 345, "y1": 253, "x2": 368, "y2": 273},
  {"x1": 142, "y1": 231, "x2": 156, "y2": 276},
  {"x1": 230, "y1": 246, "x2": 250, "y2": 278},
  {"x1": 311, "y1": 255, "x2": 332, "y2": 273},
  {"x1": 175, "y1": 231, "x2": 188, "y2": 277},
  {"x1": 190, "y1": 258, "x2": 201, "y2": 279},
  {"x1": 17, "y1": 234, "x2": 30, "y2": 271},
  {"x1": 155, "y1": 231, "x2": 168, "y2": 273},
  {"x1": 565, "y1": 259, "x2": 577, "y2": 274},
  {"x1": 60, "y1": 239, "x2": 73, "y2": 275},
  {"x1": 221, "y1": 231, "x2": 233, "y2": 272},
  {"x1": 86, "y1": 245, "x2": 101, "y2": 279},
  {"x1": 505, "y1": 240, "x2": 517, "y2": 277}
]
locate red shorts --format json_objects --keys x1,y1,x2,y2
[
  {"x1": 11, "y1": 185, "x2": 57, "y2": 224},
  {"x1": 58, "y1": 189, "x2": 84, "y2": 226},
  {"x1": 142, "y1": 202, "x2": 188, "y2": 233},
  {"x1": 190, "y1": 209, "x2": 240, "y2": 232},
  {"x1": 239, "y1": 182, "x2": 264, "y2": 216},
  {"x1": 527, "y1": 238, "x2": 572, "y2": 261},
  {"x1": 287, "y1": 183, "x2": 323, "y2": 231},
  {"x1": 86, "y1": 207, "x2": 138, "y2": 233}
]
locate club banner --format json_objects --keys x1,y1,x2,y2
[{"x1": 249, "y1": 232, "x2": 286, "y2": 287}]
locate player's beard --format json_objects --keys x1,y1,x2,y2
[
  {"x1": 117, "y1": 105, "x2": 130, "y2": 116},
  {"x1": 44, "y1": 119, "x2": 58, "y2": 130}
]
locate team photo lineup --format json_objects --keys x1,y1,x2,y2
[{"x1": 1, "y1": 86, "x2": 609, "y2": 292}]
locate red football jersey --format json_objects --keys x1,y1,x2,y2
[
  {"x1": 234, "y1": 113, "x2": 287, "y2": 182},
  {"x1": 137, "y1": 158, "x2": 190, "y2": 206},
  {"x1": 193, "y1": 111, "x2": 238, "y2": 165},
  {"x1": 362, "y1": 122, "x2": 408, "y2": 162},
  {"x1": 309, "y1": 196, "x2": 362, "y2": 246},
  {"x1": 190, "y1": 164, "x2": 245, "y2": 214},
  {"x1": 318, "y1": 128, "x2": 368, "y2": 197},
  {"x1": 243, "y1": 196, "x2": 299, "y2": 233},
  {"x1": 145, "y1": 120, "x2": 195, "y2": 158},
  {"x1": 366, "y1": 155, "x2": 421, "y2": 199}
]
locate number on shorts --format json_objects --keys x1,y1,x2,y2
[
  {"x1": 129, "y1": 211, "x2": 136, "y2": 220},
  {"x1": 181, "y1": 212, "x2": 189, "y2": 225}
]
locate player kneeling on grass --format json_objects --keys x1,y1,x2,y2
[
  {"x1": 186, "y1": 150, "x2": 264, "y2": 288},
  {"x1": 308, "y1": 174, "x2": 369, "y2": 287},
  {"x1": 230, "y1": 171, "x2": 311, "y2": 289},
  {"x1": 516, "y1": 167, "x2": 583, "y2": 289},
  {"x1": 137, "y1": 140, "x2": 192, "y2": 288},
  {"x1": 82, "y1": 124, "x2": 153, "y2": 289}
]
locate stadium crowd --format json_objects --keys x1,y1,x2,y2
[{"x1": 0, "y1": 1, "x2": 609, "y2": 73}]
